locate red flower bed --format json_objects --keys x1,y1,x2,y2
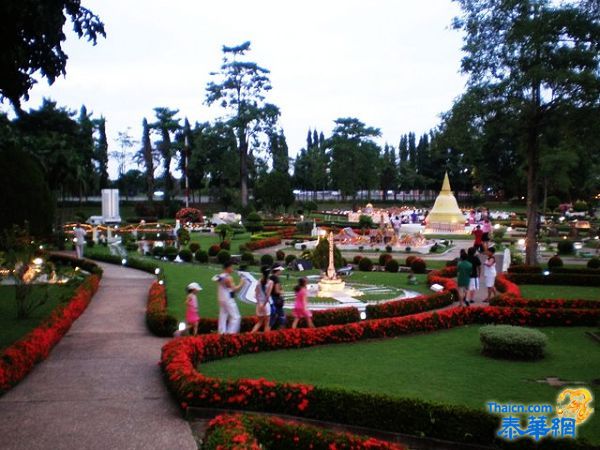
[
  {"x1": 490, "y1": 296, "x2": 600, "y2": 310},
  {"x1": 161, "y1": 305, "x2": 598, "y2": 445},
  {"x1": 494, "y1": 273, "x2": 521, "y2": 296},
  {"x1": 0, "y1": 275, "x2": 100, "y2": 393},
  {"x1": 175, "y1": 207, "x2": 203, "y2": 223},
  {"x1": 203, "y1": 413, "x2": 403, "y2": 450},
  {"x1": 245, "y1": 237, "x2": 282, "y2": 251},
  {"x1": 146, "y1": 281, "x2": 177, "y2": 336},
  {"x1": 366, "y1": 291, "x2": 455, "y2": 319}
]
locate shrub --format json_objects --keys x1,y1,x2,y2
[
  {"x1": 195, "y1": 250, "x2": 209, "y2": 263},
  {"x1": 276, "y1": 249, "x2": 285, "y2": 261},
  {"x1": 358, "y1": 257, "x2": 373, "y2": 272},
  {"x1": 378, "y1": 253, "x2": 392, "y2": 266},
  {"x1": 164, "y1": 246, "x2": 178, "y2": 261},
  {"x1": 446, "y1": 258, "x2": 458, "y2": 267},
  {"x1": 260, "y1": 254, "x2": 274, "y2": 266},
  {"x1": 208, "y1": 244, "x2": 221, "y2": 257},
  {"x1": 587, "y1": 257, "x2": 600, "y2": 269},
  {"x1": 405, "y1": 255, "x2": 416, "y2": 267},
  {"x1": 244, "y1": 211, "x2": 264, "y2": 232},
  {"x1": 573, "y1": 200, "x2": 588, "y2": 212},
  {"x1": 285, "y1": 254, "x2": 297, "y2": 265},
  {"x1": 220, "y1": 240, "x2": 231, "y2": 250},
  {"x1": 547, "y1": 255, "x2": 563, "y2": 269},
  {"x1": 189, "y1": 242, "x2": 200, "y2": 253},
  {"x1": 385, "y1": 259, "x2": 399, "y2": 273},
  {"x1": 546, "y1": 195, "x2": 560, "y2": 212},
  {"x1": 125, "y1": 242, "x2": 138, "y2": 252},
  {"x1": 216, "y1": 249, "x2": 231, "y2": 265},
  {"x1": 311, "y1": 238, "x2": 343, "y2": 270},
  {"x1": 178, "y1": 249, "x2": 193, "y2": 262},
  {"x1": 151, "y1": 246, "x2": 164, "y2": 257},
  {"x1": 238, "y1": 244, "x2": 248, "y2": 253},
  {"x1": 295, "y1": 221, "x2": 313, "y2": 234},
  {"x1": 492, "y1": 226, "x2": 506, "y2": 241},
  {"x1": 479, "y1": 325, "x2": 547, "y2": 360},
  {"x1": 246, "y1": 237, "x2": 282, "y2": 251},
  {"x1": 175, "y1": 207, "x2": 203, "y2": 223},
  {"x1": 358, "y1": 214, "x2": 373, "y2": 229},
  {"x1": 352, "y1": 255, "x2": 363, "y2": 264},
  {"x1": 146, "y1": 282, "x2": 178, "y2": 337},
  {"x1": 410, "y1": 257, "x2": 427, "y2": 274},
  {"x1": 557, "y1": 240, "x2": 574, "y2": 255},
  {"x1": 176, "y1": 228, "x2": 190, "y2": 246},
  {"x1": 241, "y1": 252, "x2": 255, "y2": 265},
  {"x1": 385, "y1": 245, "x2": 393, "y2": 253}
]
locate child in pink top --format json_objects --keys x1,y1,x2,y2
[
  {"x1": 185, "y1": 282, "x2": 202, "y2": 335},
  {"x1": 291, "y1": 277, "x2": 314, "y2": 329}
]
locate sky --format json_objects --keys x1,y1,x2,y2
[{"x1": 9, "y1": 0, "x2": 468, "y2": 179}]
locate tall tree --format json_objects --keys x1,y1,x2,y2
[
  {"x1": 0, "y1": 1, "x2": 105, "y2": 112},
  {"x1": 136, "y1": 118, "x2": 155, "y2": 203},
  {"x1": 453, "y1": 0, "x2": 600, "y2": 264},
  {"x1": 151, "y1": 107, "x2": 180, "y2": 204},
  {"x1": 205, "y1": 41, "x2": 280, "y2": 207},
  {"x1": 95, "y1": 116, "x2": 109, "y2": 189},
  {"x1": 77, "y1": 105, "x2": 96, "y2": 198},
  {"x1": 270, "y1": 129, "x2": 289, "y2": 174},
  {"x1": 113, "y1": 128, "x2": 137, "y2": 179}
]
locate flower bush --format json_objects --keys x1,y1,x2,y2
[
  {"x1": 146, "y1": 281, "x2": 178, "y2": 337},
  {"x1": 366, "y1": 291, "x2": 455, "y2": 319},
  {"x1": 490, "y1": 296, "x2": 600, "y2": 310},
  {"x1": 245, "y1": 237, "x2": 281, "y2": 251},
  {"x1": 175, "y1": 207, "x2": 203, "y2": 223},
  {"x1": 203, "y1": 413, "x2": 404, "y2": 450},
  {"x1": 0, "y1": 274, "x2": 100, "y2": 393},
  {"x1": 494, "y1": 273, "x2": 521, "y2": 297},
  {"x1": 161, "y1": 306, "x2": 599, "y2": 446}
]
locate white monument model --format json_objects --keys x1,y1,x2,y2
[
  {"x1": 101, "y1": 189, "x2": 121, "y2": 224},
  {"x1": 317, "y1": 232, "x2": 347, "y2": 295}
]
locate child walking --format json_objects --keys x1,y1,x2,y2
[
  {"x1": 185, "y1": 282, "x2": 202, "y2": 336},
  {"x1": 291, "y1": 277, "x2": 314, "y2": 329},
  {"x1": 251, "y1": 266, "x2": 273, "y2": 333}
]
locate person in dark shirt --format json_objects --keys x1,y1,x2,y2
[
  {"x1": 269, "y1": 265, "x2": 286, "y2": 329},
  {"x1": 467, "y1": 247, "x2": 481, "y2": 304},
  {"x1": 457, "y1": 250, "x2": 472, "y2": 307}
]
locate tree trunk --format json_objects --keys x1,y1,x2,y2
[
  {"x1": 239, "y1": 136, "x2": 249, "y2": 208},
  {"x1": 525, "y1": 89, "x2": 541, "y2": 266}
]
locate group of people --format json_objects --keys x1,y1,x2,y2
[
  {"x1": 456, "y1": 246, "x2": 497, "y2": 306},
  {"x1": 184, "y1": 261, "x2": 314, "y2": 336}
]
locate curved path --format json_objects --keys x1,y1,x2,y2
[{"x1": 0, "y1": 261, "x2": 196, "y2": 450}]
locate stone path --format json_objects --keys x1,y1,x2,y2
[{"x1": 0, "y1": 260, "x2": 196, "y2": 450}]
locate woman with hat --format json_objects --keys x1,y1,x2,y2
[{"x1": 185, "y1": 282, "x2": 202, "y2": 336}]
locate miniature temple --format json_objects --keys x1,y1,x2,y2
[{"x1": 426, "y1": 172, "x2": 466, "y2": 232}]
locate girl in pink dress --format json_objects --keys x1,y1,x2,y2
[
  {"x1": 185, "y1": 282, "x2": 202, "y2": 335},
  {"x1": 291, "y1": 277, "x2": 314, "y2": 329}
]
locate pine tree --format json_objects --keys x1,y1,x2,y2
[{"x1": 96, "y1": 116, "x2": 109, "y2": 189}]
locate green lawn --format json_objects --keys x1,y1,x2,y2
[
  {"x1": 202, "y1": 325, "x2": 600, "y2": 444},
  {"x1": 189, "y1": 232, "x2": 253, "y2": 254},
  {"x1": 0, "y1": 284, "x2": 76, "y2": 350},
  {"x1": 519, "y1": 285, "x2": 600, "y2": 300}
]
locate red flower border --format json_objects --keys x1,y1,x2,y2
[{"x1": 0, "y1": 274, "x2": 101, "y2": 393}]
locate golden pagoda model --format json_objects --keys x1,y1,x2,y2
[{"x1": 426, "y1": 172, "x2": 466, "y2": 232}]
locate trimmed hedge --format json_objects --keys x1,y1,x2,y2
[
  {"x1": 385, "y1": 259, "x2": 399, "y2": 273},
  {"x1": 410, "y1": 257, "x2": 427, "y2": 274},
  {"x1": 366, "y1": 291, "x2": 455, "y2": 319},
  {"x1": 506, "y1": 272, "x2": 600, "y2": 287},
  {"x1": 195, "y1": 250, "x2": 209, "y2": 263},
  {"x1": 547, "y1": 255, "x2": 563, "y2": 269},
  {"x1": 480, "y1": 325, "x2": 547, "y2": 360},
  {"x1": 208, "y1": 244, "x2": 221, "y2": 257},
  {"x1": 203, "y1": 413, "x2": 403, "y2": 450},
  {"x1": 358, "y1": 257, "x2": 373, "y2": 271},
  {"x1": 146, "y1": 281, "x2": 177, "y2": 337},
  {"x1": 164, "y1": 246, "x2": 178, "y2": 261},
  {"x1": 246, "y1": 237, "x2": 281, "y2": 251},
  {"x1": 216, "y1": 249, "x2": 231, "y2": 264},
  {"x1": 490, "y1": 296, "x2": 600, "y2": 310},
  {"x1": 178, "y1": 249, "x2": 193, "y2": 262},
  {"x1": 260, "y1": 254, "x2": 274, "y2": 266}
]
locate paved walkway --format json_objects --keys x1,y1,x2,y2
[{"x1": 0, "y1": 261, "x2": 196, "y2": 450}]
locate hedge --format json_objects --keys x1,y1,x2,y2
[
  {"x1": 246, "y1": 237, "x2": 282, "y2": 251},
  {"x1": 490, "y1": 296, "x2": 600, "y2": 310},
  {"x1": 161, "y1": 306, "x2": 599, "y2": 448},
  {"x1": 506, "y1": 272, "x2": 600, "y2": 287},
  {"x1": 479, "y1": 325, "x2": 547, "y2": 360},
  {"x1": 0, "y1": 269, "x2": 101, "y2": 393},
  {"x1": 203, "y1": 413, "x2": 403, "y2": 450}
]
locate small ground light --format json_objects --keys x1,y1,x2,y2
[
  {"x1": 158, "y1": 280, "x2": 164, "y2": 285},
  {"x1": 543, "y1": 270, "x2": 550, "y2": 276},
  {"x1": 154, "y1": 268, "x2": 160, "y2": 275},
  {"x1": 178, "y1": 322, "x2": 186, "y2": 332},
  {"x1": 32, "y1": 257, "x2": 43, "y2": 265},
  {"x1": 75, "y1": 267, "x2": 80, "y2": 271},
  {"x1": 121, "y1": 258, "x2": 127, "y2": 265},
  {"x1": 360, "y1": 312, "x2": 367, "y2": 320}
]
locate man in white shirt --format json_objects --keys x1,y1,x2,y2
[
  {"x1": 215, "y1": 261, "x2": 245, "y2": 334},
  {"x1": 73, "y1": 223, "x2": 87, "y2": 259}
]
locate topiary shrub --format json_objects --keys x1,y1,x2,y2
[
  {"x1": 480, "y1": 325, "x2": 547, "y2": 360},
  {"x1": 164, "y1": 246, "x2": 178, "y2": 261},
  {"x1": 178, "y1": 249, "x2": 193, "y2": 262},
  {"x1": 311, "y1": 238, "x2": 343, "y2": 271},
  {"x1": 385, "y1": 259, "x2": 399, "y2": 273},
  {"x1": 547, "y1": 255, "x2": 563, "y2": 269},
  {"x1": 244, "y1": 212, "x2": 264, "y2": 232},
  {"x1": 260, "y1": 254, "x2": 274, "y2": 266},
  {"x1": 573, "y1": 200, "x2": 588, "y2": 212},
  {"x1": 557, "y1": 240, "x2": 574, "y2": 255},
  {"x1": 587, "y1": 257, "x2": 600, "y2": 269},
  {"x1": 410, "y1": 257, "x2": 427, "y2": 274},
  {"x1": 177, "y1": 228, "x2": 191, "y2": 247},
  {"x1": 546, "y1": 195, "x2": 560, "y2": 212},
  {"x1": 405, "y1": 255, "x2": 416, "y2": 267},
  {"x1": 195, "y1": 250, "x2": 208, "y2": 263},
  {"x1": 220, "y1": 240, "x2": 231, "y2": 250},
  {"x1": 358, "y1": 257, "x2": 373, "y2": 272},
  {"x1": 285, "y1": 254, "x2": 296, "y2": 265},
  {"x1": 353, "y1": 255, "x2": 363, "y2": 265},
  {"x1": 189, "y1": 242, "x2": 200, "y2": 253},
  {"x1": 208, "y1": 244, "x2": 221, "y2": 257},
  {"x1": 241, "y1": 252, "x2": 255, "y2": 265},
  {"x1": 385, "y1": 245, "x2": 393, "y2": 253},
  {"x1": 217, "y1": 249, "x2": 231, "y2": 264},
  {"x1": 152, "y1": 246, "x2": 164, "y2": 258},
  {"x1": 378, "y1": 253, "x2": 392, "y2": 267},
  {"x1": 276, "y1": 250, "x2": 285, "y2": 261}
]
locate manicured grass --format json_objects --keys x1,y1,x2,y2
[
  {"x1": 188, "y1": 232, "x2": 253, "y2": 254},
  {"x1": 519, "y1": 285, "x2": 600, "y2": 300},
  {"x1": 0, "y1": 284, "x2": 76, "y2": 350},
  {"x1": 202, "y1": 325, "x2": 600, "y2": 444}
]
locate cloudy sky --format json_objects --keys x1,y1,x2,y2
[{"x1": 11, "y1": 0, "x2": 467, "y2": 179}]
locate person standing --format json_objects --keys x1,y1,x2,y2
[
  {"x1": 185, "y1": 282, "x2": 202, "y2": 336},
  {"x1": 481, "y1": 219, "x2": 492, "y2": 251},
  {"x1": 457, "y1": 250, "x2": 473, "y2": 307},
  {"x1": 251, "y1": 266, "x2": 273, "y2": 333},
  {"x1": 291, "y1": 277, "x2": 314, "y2": 329},
  {"x1": 215, "y1": 261, "x2": 245, "y2": 334},
  {"x1": 467, "y1": 247, "x2": 481, "y2": 304},
  {"x1": 471, "y1": 225, "x2": 484, "y2": 252},
  {"x1": 483, "y1": 248, "x2": 498, "y2": 301},
  {"x1": 269, "y1": 265, "x2": 287, "y2": 330},
  {"x1": 73, "y1": 223, "x2": 86, "y2": 259}
]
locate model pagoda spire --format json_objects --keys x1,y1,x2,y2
[{"x1": 426, "y1": 172, "x2": 465, "y2": 232}]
